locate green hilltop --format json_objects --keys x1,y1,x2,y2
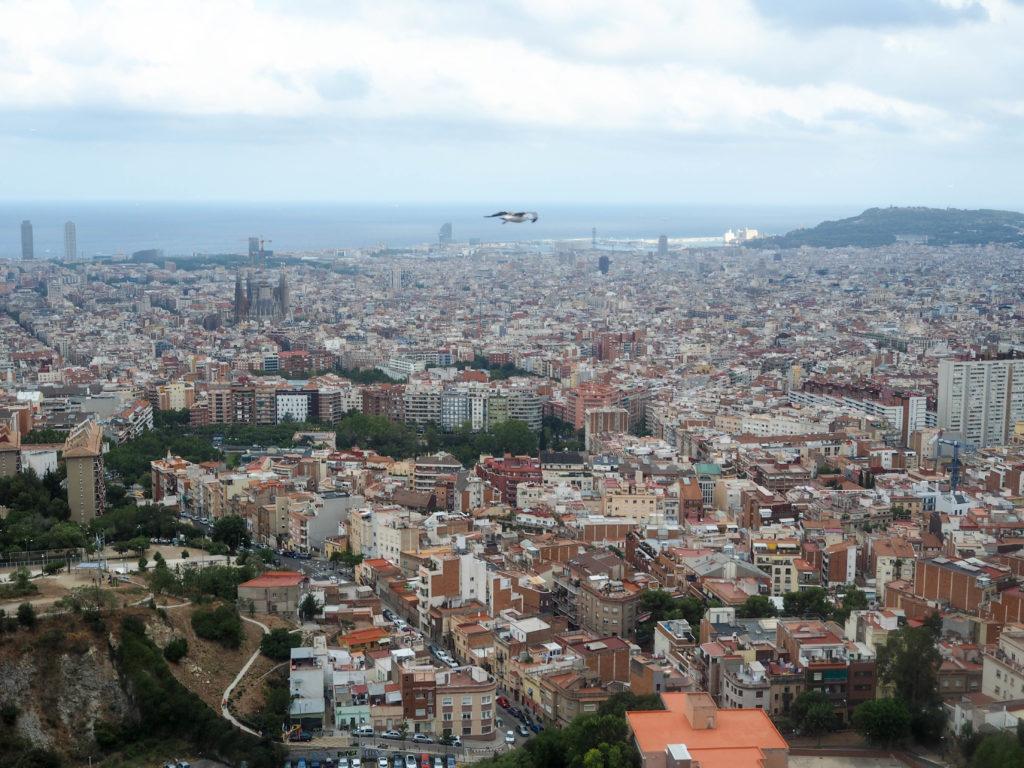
[{"x1": 747, "y1": 206, "x2": 1024, "y2": 248}]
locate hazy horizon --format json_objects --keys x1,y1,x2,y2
[{"x1": 1, "y1": 201, "x2": 867, "y2": 256}]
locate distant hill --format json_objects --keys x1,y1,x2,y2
[{"x1": 747, "y1": 206, "x2": 1024, "y2": 248}]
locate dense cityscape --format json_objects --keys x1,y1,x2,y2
[
  {"x1": 1, "y1": 211, "x2": 1024, "y2": 768},
  {"x1": 4, "y1": 1, "x2": 1024, "y2": 768}
]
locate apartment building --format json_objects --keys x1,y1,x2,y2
[
  {"x1": 576, "y1": 576, "x2": 643, "y2": 638},
  {"x1": 982, "y1": 625, "x2": 1024, "y2": 701},
  {"x1": 939, "y1": 357, "x2": 1024, "y2": 448},
  {"x1": 752, "y1": 538, "x2": 800, "y2": 596},
  {"x1": 63, "y1": 419, "x2": 105, "y2": 523},
  {"x1": 436, "y1": 667, "x2": 497, "y2": 741},
  {"x1": 0, "y1": 423, "x2": 21, "y2": 477}
]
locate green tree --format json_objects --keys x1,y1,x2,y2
[
  {"x1": 831, "y1": 586, "x2": 869, "y2": 623},
  {"x1": 260, "y1": 628, "x2": 301, "y2": 661},
  {"x1": 212, "y1": 515, "x2": 252, "y2": 552},
  {"x1": 801, "y1": 703, "x2": 836, "y2": 745},
  {"x1": 163, "y1": 637, "x2": 189, "y2": 663},
  {"x1": 923, "y1": 610, "x2": 943, "y2": 638},
  {"x1": 597, "y1": 691, "x2": 665, "y2": 718},
  {"x1": 138, "y1": 557, "x2": 148, "y2": 571},
  {"x1": 16, "y1": 602, "x2": 36, "y2": 629},
  {"x1": 852, "y1": 698, "x2": 911, "y2": 746},
  {"x1": 299, "y1": 593, "x2": 322, "y2": 622},
  {"x1": 972, "y1": 732, "x2": 1024, "y2": 768},
  {"x1": 790, "y1": 690, "x2": 835, "y2": 739},
  {"x1": 190, "y1": 604, "x2": 243, "y2": 648},
  {"x1": 782, "y1": 587, "x2": 831, "y2": 618},
  {"x1": 737, "y1": 594, "x2": 777, "y2": 619},
  {"x1": 635, "y1": 590, "x2": 704, "y2": 648},
  {"x1": 878, "y1": 626, "x2": 940, "y2": 710}
]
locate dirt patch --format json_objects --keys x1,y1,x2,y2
[
  {"x1": 0, "y1": 571, "x2": 144, "y2": 615},
  {"x1": 144, "y1": 602, "x2": 264, "y2": 710},
  {"x1": 233, "y1": 655, "x2": 287, "y2": 722}
]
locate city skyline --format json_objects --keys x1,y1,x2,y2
[{"x1": 1, "y1": 1, "x2": 1023, "y2": 206}]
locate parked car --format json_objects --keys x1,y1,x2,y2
[
  {"x1": 505, "y1": 730, "x2": 516, "y2": 744},
  {"x1": 420, "y1": 755, "x2": 430, "y2": 768},
  {"x1": 289, "y1": 731, "x2": 313, "y2": 742},
  {"x1": 439, "y1": 735, "x2": 462, "y2": 747},
  {"x1": 497, "y1": 696, "x2": 510, "y2": 709},
  {"x1": 352, "y1": 759, "x2": 362, "y2": 768},
  {"x1": 377, "y1": 758, "x2": 388, "y2": 768},
  {"x1": 353, "y1": 725, "x2": 375, "y2": 737},
  {"x1": 381, "y1": 730, "x2": 403, "y2": 740},
  {"x1": 404, "y1": 756, "x2": 417, "y2": 768},
  {"x1": 446, "y1": 757, "x2": 456, "y2": 768},
  {"x1": 517, "y1": 725, "x2": 529, "y2": 737},
  {"x1": 338, "y1": 760, "x2": 348, "y2": 768},
  {"x1": 411, "y1": 734, "x2": 433, "y2": 744},
  {"x1": 507, "y1": 707, "x2": 521, "y2": 719},
  {"x1": 433, "y1": 758, "x2": 443, "y2": 768},
  {"x1": 392, "y1": 755, "x2": 404, "y2": 768},
  {"x1": 311, "y1": 761, "x2": 321, "y2": 768},
  {"x1": 530, "y1": 722, "x2": 543, "y2": 733},
  {"x1": 297, "y1": 760, "x2": 307, "y2": 768}
]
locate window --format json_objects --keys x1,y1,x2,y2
[
  {"x1": 442, "y1": 697, "x2": 453, "y2": 706},
  {"x1": 462, "y1": 696, "x2": 472, "y2": 706},
  {"x1": 482, "y1": 710, "x2": 492, "y2": 719},
  {"x1": 482, "y1": 696, "x2": 492, "y2": 704},
  {"x1": 443, "y1": 713, "x2": 453, "y2": 722}
]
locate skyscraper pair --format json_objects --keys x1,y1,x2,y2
[{"x1": 18, "y1": 220, "x2": 77, "y2": 260}]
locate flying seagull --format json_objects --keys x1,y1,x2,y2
[{"x1": 485, "y1": 211, "x2": 539, "y2": 224}]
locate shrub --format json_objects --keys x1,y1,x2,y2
[
  {"x1": 190, "y1": 605, "x2": 243, "y2": 649},
  {"x1": 93, "y1": 720, "x2": 123, "y2": 750},
  {"x1": 0, "y1": 701, "x2": 17, "y2": 725},
  {"x1": 260, "y1": 628, "x2": 301, "y2": 661},
  {"x1": 16, "y1": 603, "x2": 36, "y2": 629},
  {"x1": 163, "y1": 637, "x2": 189, "y2": 663},
  {"x1": 42, "y1": 561, "x2": 66, "y2": 575}
]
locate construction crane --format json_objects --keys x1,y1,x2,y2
[{"x1": 937, "y1": 437, "x2": 973, "y2": 493}]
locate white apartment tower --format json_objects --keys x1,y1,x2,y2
[{"x1": 938, "y1": 358, "x2": 1024, "y2": 448}]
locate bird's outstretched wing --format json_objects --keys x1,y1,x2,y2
[{"x1": 485, "y1": 211, "x2": 509, "y2": 218}]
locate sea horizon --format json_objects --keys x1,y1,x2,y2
[{"x1": 0, "y1": 202, "x2": 863, "y2": 258}]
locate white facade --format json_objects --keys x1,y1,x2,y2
[
  {"x1": 276, "y1": 392, "x2": 311, "y2": 423},
  {"x1": 939, "y1": 358, "x2": 1024, "y2": 448}
]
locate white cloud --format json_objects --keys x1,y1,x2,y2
[{"x1": 0, "y1": 0, "x2": 1012, "y2": 145}]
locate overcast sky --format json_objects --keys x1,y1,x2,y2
[{"x1": 1, "y1": 0, "x2": 1022, "y2": 206}]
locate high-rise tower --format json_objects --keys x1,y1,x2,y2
[
  {"x1": 277, "y1": 272, "x2": 289, "y2": 318},
  {"x1": 21, "y1": 220, "x2": 33, "y2": 259},
  {"x1": 658, "y1": 234, "x2": 668, "y2": 258},
  {"x1": 64, "y1": 221, "x2": 77, "y2": 260},
  {"x1": 233, "y1": 272, "x2": 249, "y2": 322},
  {"x1": 439, "y1": 222, "x2": 453, "y2": 246}
]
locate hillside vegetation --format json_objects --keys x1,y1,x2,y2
[
  {"x1": 748, "y1": 206, "x2": 1024, "y2": 248},
  {"x1": 0, "y1": 606, "x2": 281, "y2": 768}
]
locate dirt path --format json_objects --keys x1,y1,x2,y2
[{"x1": 221, "y1": 614, "x2": 272, "y2": 736}]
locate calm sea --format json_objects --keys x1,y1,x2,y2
[{"x1": 0, "y1": 203, "x2": 857, "y2": 258}]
